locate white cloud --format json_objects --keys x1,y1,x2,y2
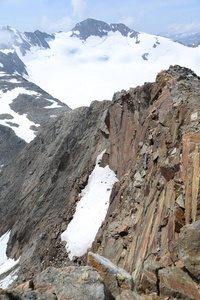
[
  {"x1": 71, "y1": 0, "x2": 87, "y2": 20},
  {"x1": 40, "y1": 0, "x2": 87, "y2": 33},
  {"x1": 119, "y1": 10, "x2": 144, "y2": 29},
  {"x1": 41, "y1": 16, "x2": 74, "y2": 33},
  {"x1": 119, "y1": 16, "x2": 135, "y2": 28},
  {"x1": 166, "y1": 23, "x2": 200, "y2": 36}
]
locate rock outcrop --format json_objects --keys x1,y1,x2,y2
[
  {"x1": 1, "y1": 65, "x2": 200, "y2": 299},
  {"x1": 92, "y1": 65, "x2": 200, "y2": 298}
]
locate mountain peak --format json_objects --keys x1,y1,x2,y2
[{"x1": 71, "y1": 18, "x2": 138, "y2": 40}]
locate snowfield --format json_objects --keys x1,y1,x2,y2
[
  {"x1": 61, "y1": 150, "x2": 118, "y2": 260},
  {"x1": 18, "y1": 30, "x2": 200, "y2": 109}
]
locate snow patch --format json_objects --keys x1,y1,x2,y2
[
  {"x1": 0, "y1": 87, "x2": 40, "y2": 142},
  {"x1": 0, "y1": 49, "x2": 15, "y2": 54},
  {"x1": 44, "y1": 100, "x2": 62, "y2": 108},
  {"x1": 0, "y1": 231, "x2": 20, "y2": 289},
  {"x1": 61, "y1": 150, "x2": 118, "y2": 260},
  {"x1": 7, "y1": 78, "x2": 21, "y2": 84}
]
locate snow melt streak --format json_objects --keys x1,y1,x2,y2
[
  {"x1": 0, "y1": 231, "x2": 20, "y2": 289},
  {"x1": 61, "y1": 151, "x2": 118, "y2": 260}
]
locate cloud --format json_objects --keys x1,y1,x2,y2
[
  {"x1": 71, "y1": 0, "x2": 87, "y2": 20},
  {"x1": 41, "y1": 16, "x2": 74, "y2": 33},
  {"x1": 119, "y1": 16, "x2": 135, "y2": 27},
  {"x1": 40, "y1": 0, "x2": 87, "y2": 33},
  {"x1": 166, "y1": 23, "x2": 200, "y2": 35},
  {"x1": 119, "y1": 11, "x2": 144, "y2": 29}
]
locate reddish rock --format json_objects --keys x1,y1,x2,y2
[
  {"x1": 182, "y1": 134, "x2": 200, "y2": 224},
  {"x1": 160, "y1": 167, "x2": 175, "y2": 182},
  {"x1": 159, "y1": 266, "x2": 200, "y2": 300}
]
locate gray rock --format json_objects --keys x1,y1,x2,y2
[
  {"x1": 0, "y1": 290, "x2": 57, "y2": 300},
  {"x1": 35, "y1": 266, "x2": 105, "y2": 300},
  {"x1": 0, "y1": 72, "x2": 70, "y2": 164},
  {"x1": 88, "y1": 252, "x2": 133, "y2": 298},
  {"x1": 71, "y1": 18, "x2": 139, "y2": 40}
]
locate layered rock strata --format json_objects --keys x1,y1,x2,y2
[{"x1": 93, "y1": 65, "x2": 200, "y2": 298}]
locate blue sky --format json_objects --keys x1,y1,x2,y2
[{"x1": 0, "y1": 0, "x2": 200, "y2": 35}]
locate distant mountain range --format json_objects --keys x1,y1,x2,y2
[
  {"x1": 1, "y1": 18, "x2": 200, "y2": 110},
  {"x1": 159, "y1": 30, "x2": 200, "y2": 46}
]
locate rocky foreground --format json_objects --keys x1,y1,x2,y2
[{"x1": 0, "y1": 65, "x2": 200, "y2": 299}]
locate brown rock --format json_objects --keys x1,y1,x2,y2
[
  {"x1": 118, "y1": 225, "x2": 129, "y2": 236},
  {"x1": 172, "y1": 220, "x2": 200, "y2": 279},
  {"x1": 138, "y1": 261, "x2": 161, "y2": 295},
  {"x1": 174, "y1": 206, "x2": 185, "y2": 233},
  {"x1": 11, "y1": 280, "x2": 34, "y2": 291},
  {"x1": 116, "y1": 290, "x2": 160, "y2": 300},
  {"x1": 159, "y1": 266, "x2": 200, "y2": 300},
  {"x1": 160, "y1": 167, "x2": 175, "y2": 182},
  {"x1": 182, "y1": 134, "x2": 200, "y2": 224},
  {"x1": 88, "y1": 252, "x2": 133, "y2": 298}
]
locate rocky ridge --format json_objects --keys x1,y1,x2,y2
[
  {"x1": 0, "y1": 26, "x2": 54, "y2": 56},
  {"x1": 0, "y1": 65, "x2": 200, "y2": 299},
  {"x1": 71, "y1": 18, "x2": 139, "y2": 40}
]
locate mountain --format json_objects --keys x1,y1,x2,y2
[
  {"x1": 159, "y1": 30, "x2": 200, "y2": 47},
  {"x1": 1, "y1": 19, "x2": 200, "y2": 109},
  {"x1": 0, "y1": 71, "x2": 70, "y2": 165},
  {"x1": 14, "y1": 18, "x2": 200, "y2": 109},
  {"x1": 1, "y1": 65, "x2": 200, "y2": 300},
  {"x1": 71, "y1": 18, "x2": 139, "y2": 40},
  {"x1": 0, "y1": 26, "x2": 54, "y2": 56}
]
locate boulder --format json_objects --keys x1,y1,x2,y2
[
  {"x1": 173, "y1": 220, "x2": 200, "y2": 280},
  {"x1": 159, "y1": 266, "x2": 200, "y2": 299},
  {"x1": 88, "y1": 252, "x2": 133, "y2": 298},
  {"x1": 35, "y1": 266, "x2": 105, "y2": 300}
]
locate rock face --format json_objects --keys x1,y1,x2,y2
[
  {"x1": 1, "y1": 65, "x2": 200, "y2": 299},
  {"x1": 0, "y1": 72, "x2": 70, "y2": 164},
  {"x1": 92, "y1": 65, "x2": 200, "y2": 298},
  {"x1": 0, "y1": 26, "x2": 54, "y2": 56},
  {"x1": 0, "y1": 125, "x2": 26, "y2": 165},
  {"x1": 71, "y1": 18, "x2": 139, "y2": 40},
  {"x1": 0, "y1": 100, "x2": 110, "y2": 283},
  {"x1": 0, "y1": 51, "x2": 27, "y2": 76}
]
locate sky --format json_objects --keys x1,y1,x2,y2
[{"x1": 0, "y1": 0, "x2": 200, "y2": 35}]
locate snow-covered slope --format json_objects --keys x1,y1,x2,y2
[
  {"x1": 1, "y1": 19, "x2": 200, "y2": 109},
  {"x1": 17, "y1": 18, "x2": 200, "y2": 109}
]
